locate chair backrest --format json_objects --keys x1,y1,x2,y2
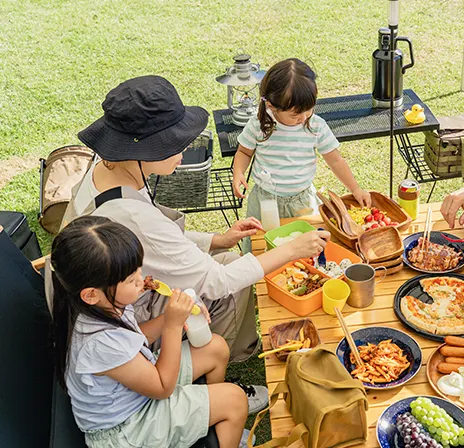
[{"x1": 0, "y1": 228, "x2": 86, "y2": 448}]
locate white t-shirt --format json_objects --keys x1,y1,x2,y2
[{"x1": 63, "y1": 161, "x2": 264, "y2": 300}]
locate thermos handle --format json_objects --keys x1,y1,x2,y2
[{"x1": 396, "y1": 36, "x2": 414, "y2": 73}]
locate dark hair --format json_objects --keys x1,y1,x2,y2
[
  {"x1": 51, "y1": 216, "x2": 144, "y2": 388},
  {"x1": 258, "y1": 58, "x2": 318, "y2": 141}
]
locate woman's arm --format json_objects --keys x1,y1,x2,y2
[
  {"x1": 138, "y1": 315, "x2": 165, "y2": 345},
  {"x1": 232, "y1": 145, "x2": 254, "y2": 198},
  {"x1": 322, "y1": 149, "x2": 371, "y2": 207}
]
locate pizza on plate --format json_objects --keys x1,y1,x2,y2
[{"x1": 400, "y1": 277, "x2": 464, "y2": 335}]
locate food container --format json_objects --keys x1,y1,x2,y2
[
  {"x1": 319, "y1": 191, "x2": 411, "y2": 250},
  {"x1": 264, "y1": 220, "x2": 316, "y2": 250},
  {"x1": 265, "y1": 260, "x2": 330, "y2": 316},
  {"x1": 269, "y1": 318, "x2": 321, "y2": 361},
  {"x1": 357, "y1": 226, "x2": 403, "y2": 263},
  {"x1": 322, "y1": 241, "x2": 363, "y2": 273}
]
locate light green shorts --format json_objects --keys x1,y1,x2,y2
[
  {"x1": 84, "y1": 341, "x2": 209, "y2": 448},
  {"x1": 242, "y1": 183, "x2": 321, "y2": 253}
]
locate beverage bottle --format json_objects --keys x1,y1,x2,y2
[
  {"x1": 259, "y1": 170, "x2": 280, "y2": 231},
  {"x1": 183, "y1": 288, "x2": 212, "y2": 348},
  {"x1": 398, "y1": 179, "x2": 420, "y2": 220}
]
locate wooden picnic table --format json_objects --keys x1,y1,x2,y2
[{"x1": 250, "y1": 202, "x2": 464, "y2": 448}]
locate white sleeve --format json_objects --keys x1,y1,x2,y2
[
  {"x1": 95, "y1": 200, "x2": 264, "y2": 300},
  {"x1": 184, "y1": 230, "x2": 214, "y2": 253}
]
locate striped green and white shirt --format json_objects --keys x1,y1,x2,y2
[{"x1": 237, "y1": 114, "x2": 339, "y2": 196}]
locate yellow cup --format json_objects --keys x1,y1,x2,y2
[{"x1": 322, "y1": 279, "x2": 351, "y2": 315}]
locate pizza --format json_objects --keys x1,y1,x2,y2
[{"x1": 400, "y1": 277, "x2": 464, "y2": 335}]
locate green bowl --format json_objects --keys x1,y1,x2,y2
[{"x1": 264, "y1": 221, "x2": 316, "y2": 250}]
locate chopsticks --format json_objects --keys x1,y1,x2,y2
[
  {"x1": 420, "y1": 205, "x2": 433, "y2": 254},
  {"x1": 334, "y1": 307, "x2": 363, "y2": 367}
]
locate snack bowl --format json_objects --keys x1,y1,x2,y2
[
  {"x1": 377, "y1": 396, "x2": 464, "y2": 448},
  {"x1": 269, "y1": 318, "x2": 321, "y2": 362},
  {"x1": 264, "y1": 220, "x2": 316, "y2": 250},
  {"x1": 264, "y1": 259, "x2": 330, "y2": 316},
  {"x1": 403, "y1": 231, "x2": 464, "y2": 274},
  {"x1": 357, "y1": 226, "x2": 403, "y2": 263},
  {"x1": 319, "y1": 191, "x2": 411, "y2": 250},
  {"x1": 336, "y1": 326, "x2": 422, "y2": 390}
]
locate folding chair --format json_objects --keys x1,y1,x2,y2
[{"x1": 0, "y1": 228, "x2": 218, "y2": 448}]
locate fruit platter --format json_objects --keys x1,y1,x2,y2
[{"x1": 377, "y1": 396, "x2": 464, "y2": 448}]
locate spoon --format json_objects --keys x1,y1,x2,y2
[
  {"x1": 317, "y1": 191, "x2": 343, "y2": 231},
  {"x1": 317, "y1": 227, "x2": 327, "y2": 268},
  {"x1": 328, "y1": 191, "x2": 364, "y2": 237},
  {"x1": 144, "y1": 277, "x2": 201, "y2": 315}
]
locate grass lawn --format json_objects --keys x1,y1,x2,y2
[{"x1": 1, "y1": 0, "x2": 463, "y2": 443}]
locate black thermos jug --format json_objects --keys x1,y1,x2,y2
[{"x1": 372, "y1": 27, "x2": 414, "y2": 108}]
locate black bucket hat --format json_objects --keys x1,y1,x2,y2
[{"x1": 78, "y1": 75, "x2": 209, "y2": 162}]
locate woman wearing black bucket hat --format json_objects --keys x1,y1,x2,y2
[{"x1": 61, "y1": 75, "x2": 330, "y2": 412}]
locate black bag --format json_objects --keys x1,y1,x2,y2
[{"x1": 0, "y1": 211, "x2": 42, "y2": 261}]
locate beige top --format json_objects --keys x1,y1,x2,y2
[{"x1": 62, "y1": 161, "x2": 264, "y2": 300}]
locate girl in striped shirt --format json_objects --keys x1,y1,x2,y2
[{"x1": 233, "y1": 58, "x2": 371, "y2": 252}]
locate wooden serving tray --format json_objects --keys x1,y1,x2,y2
[
  {"x1": 358, "y1": 226, "x2": 403, "y2": 263},
  {"x1": 427, "y1": 343, "x2": 464, "y2": 408},
  {"x1": 319, "y1": 191, "x2": 412, "y2": 250}
]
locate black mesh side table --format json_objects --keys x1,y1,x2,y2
[{"x1": 213, "y1": 89, "x2": 442, "y2": 199}]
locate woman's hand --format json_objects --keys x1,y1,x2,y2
[
  {"x1": 290, "y1": 230, "x2": 331, "y2": 259},
  {"x1": 352, "y1": 187, "x2": 372, "y2": 208},
  {"x1": 163, "y1": 290, "x2": 194, "y2": 329},
  {"x1": 441, "y1": 188, "x2": 464, "y2": 228},
  {"x1": 212, "y1": 217, "x2": 264, "y2": 249},
  {"x1": 232, "y1": 172, "x2": 249, "y2": 198}
]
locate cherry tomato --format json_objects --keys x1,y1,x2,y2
[
  {"x1": 365, "y1": 215, "x2": 374, "y2": 223},
  {"x1": 378, "y1": 213, "x2": 385, "y2": 221},
  {"x1": 383, "y1": 216, "x2": 391, "y2": 225},
  {"x1": 371, "y1": 208, "x2": 379, "y2": 215},
  {"x1": 390, "y1": 221, "x2": 399, "y2": 226},
  {"x1": 378, "y1": 220, "x2": 386, "y2": 227},
  {"x1": 373, "y1": 213, "x2": 381, "y2": 222},
  {"x1": 371, "y1": 223, "x2": 380, "y2": 229}
]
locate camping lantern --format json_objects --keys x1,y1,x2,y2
[{"x1": 216, "y1": 53, "x2": 266, "y2": 127}]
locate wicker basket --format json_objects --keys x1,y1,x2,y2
[
  {"x1": 424, "y1": 115, "x2": 464, "y2": 178},
  {"x1": 151, "y1": 130, "x2": 213, "y2": 209}
]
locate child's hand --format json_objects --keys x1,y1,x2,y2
[
  {"x1": 352, "y1": 188, "x2": 372, "y2": 208},
  {"x1": 232, "y1": 172, "x2": 249, "y2": 198},
  {"x1": 292, "y1": 230, "x2": 331, "y2": 258},
  {"x1": 164, "y1": 290, "x2": 194, "y2": 329}
]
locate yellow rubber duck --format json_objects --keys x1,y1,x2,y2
[{"x1": 404, "y1": 104, "x2": 426, "y2": 125}]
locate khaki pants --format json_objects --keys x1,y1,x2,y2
[{"x1": 134, "y1": 251, "x2": 260, "y2": 363}]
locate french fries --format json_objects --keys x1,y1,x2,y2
[{"x1": 349, "y1": 339, "x2": 410, "y2": 384}]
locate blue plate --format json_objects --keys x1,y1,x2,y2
[
  {"x1": 377, "y1": 396, "x2": 464, "y2": 448},
  {"x1": 403, "y1": 231, "x2": 464, "y2": 274},
  {"x1": 336, "y1": 326, "x2": 422, "y2": 390}
]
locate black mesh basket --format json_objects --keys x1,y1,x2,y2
[{"x1": 150, "y1": 130, "x2": 213, "y2": 209}]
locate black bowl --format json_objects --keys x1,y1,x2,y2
[{"x1": 403, "y1": 231, "x2": 464, "y2": 274}]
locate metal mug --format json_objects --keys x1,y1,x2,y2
[{"x1": 344, "y1": 263, "x2": 387, "y2": 308}]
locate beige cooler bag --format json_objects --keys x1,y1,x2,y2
[
  {"x1": 249, "y1": 346, "x2": 368, "y2": 448},
  {"x1": 39, "y1": 145, "x2": 95, "y2": 234}
]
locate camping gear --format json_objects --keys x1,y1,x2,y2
[
  {"x1": 322, "y1": 279, "x2": 351, "y2": 315},
  {"x1": 372, "y1": 27, "x2": 414, "y2": 108},
  {"x1": 151, "y1": 130, "x2": 213, "y2": 209},
  {"x1": 215, "y1": 53, "x2": 266, "y2": 126},
  {"x1": 344, "y1": 264, "x2": 386, "y2": 308},
  {"x1": 248, "y1": 346, "x2": 368, "y2": 448},
  {"x1": 424, "y1": 115, "x2": 464, "y2": 178},
  {"x1": 259, "y1": 171, "x2": 280, "y2": 231},
  {"x1": 39, "y1": 145, "x2": 95, "y2": 234},
  {"x1": 0, "y1": 211, "x2": 42, "y2": 261}
]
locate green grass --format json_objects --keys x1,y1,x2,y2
[{"x1": 1, "y1": 0, "x2": 464, "y2": 443}]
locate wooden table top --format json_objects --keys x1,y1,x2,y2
[{"x1": 250, "y1": 202, "x2": 464, "y2": 448}]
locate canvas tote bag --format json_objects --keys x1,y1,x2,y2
[
  {"x1": 38, "y1": 145, "x2": 95, "y2": 234},
  {"x1": 248, "y1": 346, "x2": 368, "y2": 448}
]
